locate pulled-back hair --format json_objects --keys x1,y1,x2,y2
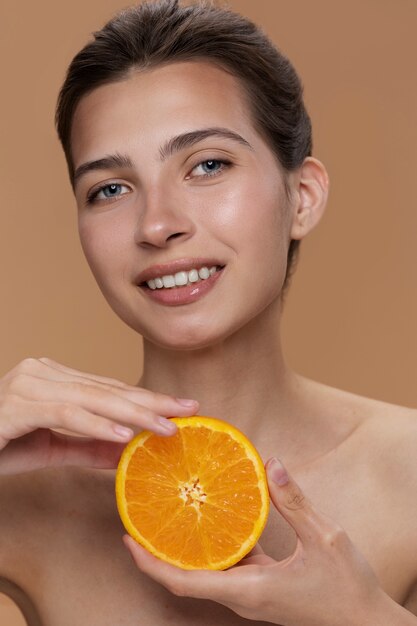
[{"x1": 56, "y1": 0, "x2": 313, "y2": 286}]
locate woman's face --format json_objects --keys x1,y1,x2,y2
[{"x1": 71, "y1": 61, "x2": 294, "y2": 350}]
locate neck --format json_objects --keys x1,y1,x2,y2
[{"x1": 138, "y1": 299, "x2": 300, "y2": 450}]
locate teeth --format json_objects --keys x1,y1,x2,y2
[
  {"x1": 146, "y1": 266, "x2": 220, "y2": 290},
  {"x1": 162, "y1": 275, "x2": 175, "y2": 288},
  {"x1": 199, "y1": 267, "x2": 210, "y2": 279},
  {"x1": 188, "y1": 269, "x2": 199, "y2": 283},
  {"x1": 173, "y1": 271, "x2": 188, "y2": 286}
]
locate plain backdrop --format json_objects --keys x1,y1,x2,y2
[{"x1": 1, "y1": 0, "x2": 416, "y2": 622}]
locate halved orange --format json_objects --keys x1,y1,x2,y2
[{"x1": 115, "y1": 416, "x2": 269, "y2": 570}]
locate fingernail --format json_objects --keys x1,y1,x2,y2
[
  {"x1": 156, "y1": 416, "x2": 178, "y2": 434},
  {"x1": 113, "y1": 425, "x2": 134, "y2": 439},
  {"x1": 268, "y1": 457, "x2": 289, "y2": 486},
  {"x1": 176, "y1": 398, "x2": 199, "y2": 408}
]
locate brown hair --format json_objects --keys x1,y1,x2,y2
[{"x1": 55, "y1": 0, "x2": 313, "y2": 286}]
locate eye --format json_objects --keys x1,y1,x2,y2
[
  {"x1": 86, "y1": 182, "x2": 131, "y2": 205},
  {"x1": 188, "y1": 159, "x2": 231, "y2": 179}
]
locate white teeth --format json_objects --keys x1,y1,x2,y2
[
  {"x1": 146, "y1": 265, "x2": 220, "y2": 289},
  {"x1": 174, "y1": 271, "x2": 188, "y2": 286},
  {"x1": 188, "y1": 269, "x2": 199, "y2": 283},
  {"x1": 162, "y1": 275, "x2": 175, "y2": 288},
  {"x1": 199, "y1": 267, "x2": 210, "y2": 279}
]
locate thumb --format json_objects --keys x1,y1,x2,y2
[{"x1": 265, "y1": 457, "x2": 323, "y2": 545}]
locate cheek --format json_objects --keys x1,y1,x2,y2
[
  {"x1": 78, "y1": 216, "x2": 129, "y2": 289},
  {"x1": 218, "y1": 180, "x2": 290, "y2": 268}
]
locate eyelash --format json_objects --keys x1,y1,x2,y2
[
  {"x1": 85, "y1": 158, "x2": 232, "y2": 205},
  {"x1": 189, "y1": 158, "x2": 231, "y2": 179}
]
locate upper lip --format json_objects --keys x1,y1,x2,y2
[{"x1": 135, "y1": 258, "x2": 226, "y2": 285}]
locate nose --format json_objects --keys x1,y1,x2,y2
[{"x1": 134, "y1": 185, "x2": 195, "y2": 249}]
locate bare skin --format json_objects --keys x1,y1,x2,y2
[
  {"x1": 1, "y1": 62, "x2": 417, "y2": 625},
  {"x1": 1, "y1": 381, "x2": 417, "y2": 626}
]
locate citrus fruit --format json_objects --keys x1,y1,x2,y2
[{"x1": 115, "y1": 416, "x2": 269, "y2": 570}]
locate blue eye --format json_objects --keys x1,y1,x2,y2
[
  {"x1": 101, "y1": 183, "x2": 122, "y2": 197},
  {"x1": 191, "y1": 159, "x2": 231, "y2": 178},
  {"x1": 87, "y1": 183, "x2": 130, "y2": 205}
]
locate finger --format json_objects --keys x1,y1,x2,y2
[
  {"x1": 3, "y1": 396, "x2": 138, "y2": 443},
  {"x1": 123, "y1": 535, "x2": 241, "y2": 605},
  {"x1": 8, "y1": 377, "x2": 181, "y2": 436},
  {"x1": 266, "y1": 457, "x2": 329, "y2": 545},
  {"x1": 37, "y1": 358, "x2": 199, "y2": 415}
]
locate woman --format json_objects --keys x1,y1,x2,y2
[{"x1": 1, "y1": 0, "x2": 416, "y2": 624}]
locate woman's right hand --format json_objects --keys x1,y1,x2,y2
[{"x1": 0, "y1": 357, "x2": 199, "y2": 476}]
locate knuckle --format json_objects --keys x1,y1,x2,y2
[
  {"x1": 17, "y1": 357, "x2": 39, "y2": 373},
  {"x1": 285, "y1": 488, "x2": 306, "y2": 511},
  {"x1": 321, "y1": 524, "x2": 349, "y2": 550}
]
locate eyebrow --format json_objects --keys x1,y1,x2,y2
[
  {"x1": 73, "y1": 153, "x2": 133, "y2": 187},
  {"x1": 159, "y1": 127, "x2": 253, "y2": 160},
  {"x1": 73, "y1": 127, "x2": 253, "y2": 187}
]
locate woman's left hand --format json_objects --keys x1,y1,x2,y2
[{"x1": 123, "y1": 457, "x2": 388, "y2": 626}]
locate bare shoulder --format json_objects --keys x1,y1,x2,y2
[
  {"x1": 360, "y1": 402, "x2": 417, "y2": 611},
  {"x1": 297, "y1": 376, "x2": 417, "y2": 468},
  {"x1": 314, "y1": 383, "x2": 417, "y2": 608},
  {"x1": 334, "y1": 389, "x2": 417, "y2": 607},
  {"x1": 325, "y1": 384, "x2": 417, "y2": 487},
  {"x1": 302, "y1": 377, "x2": 417, "y2": 523},
  {"x1": 354, "y1": 395, "x2": 417, "y2": 483}
]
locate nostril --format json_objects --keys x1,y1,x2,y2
[{"x1": 167, "y1": 232, "x2": 186, "y2": 241}]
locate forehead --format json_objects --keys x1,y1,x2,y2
[{"x1": 71, "y1": 60, "x2": 258, "y2": 166}]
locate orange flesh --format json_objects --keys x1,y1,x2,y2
[{"x1": 116, "y1": 417, "x2": 269, "y2": 570}]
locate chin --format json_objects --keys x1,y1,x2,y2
[{"x1": 142, "y1": 327, "x2": 228, "y2": 352}]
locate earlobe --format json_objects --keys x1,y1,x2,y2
[{"x1": 290, "y1": 157, "x2": 329, "y2": 241}]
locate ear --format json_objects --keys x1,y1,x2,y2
[{"x1": 289, "y1": 157, "x2": 329, "y2": 240}]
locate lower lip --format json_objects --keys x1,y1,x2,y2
[{"x1": 138, "y1": 267, "x2": 225, "y2": 306}]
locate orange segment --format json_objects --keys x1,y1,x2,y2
[{"x1": 115, "y1": 416, "x2": 269, "y2": 570}]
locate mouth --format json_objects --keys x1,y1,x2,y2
[
  {"x1": 138, "y1": 263, "x2": 226, "y2": 307},
  {"x1": 138, "y1": 265, "x2": 226, "y2": 290}
]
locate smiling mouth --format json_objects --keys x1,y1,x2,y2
[{"x1": 139, "y1": 265, "x2": 225, "y2": 289}]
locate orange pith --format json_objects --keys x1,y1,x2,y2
[{"x1": 115, "y1": 416, "x2": 269, "y2": 570}]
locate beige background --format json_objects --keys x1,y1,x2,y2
[{"x1": 1, "y1": 0, "x2": 416, "y2": 622}]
